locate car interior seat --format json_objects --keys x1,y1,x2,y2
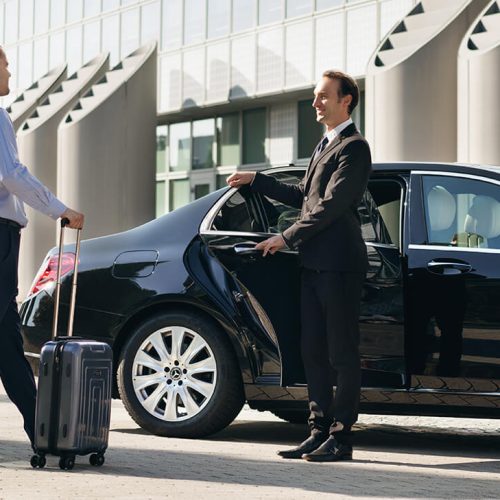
[
  {"x1": 461, "y1": 195, "x2": 500, "y2": 248},
  {"x1": 426, "y1": 185, "x2": 456, "y2": 244}
]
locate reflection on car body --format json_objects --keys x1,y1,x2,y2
[{"x1": 21, "y1": 162, "x2": 500, "y2": 438}]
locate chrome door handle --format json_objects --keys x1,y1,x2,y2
[
  {"x1": 233, "y1": 244, "x2": 260, "y2": 255},
  {"x1": 427, "y1": 260, "x2": 472, "y2": 275}
]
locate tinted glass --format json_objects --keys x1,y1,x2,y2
[
  {"x1": 208, "y1": 0, "x2": 230, "y2": 38},
  {"x1": 162, "y1": 0, "x2": 182, "y2": 49},
  {"x1": 192, "y1": 119, "x2": 215, "y2": 170},
  {"x1": 258, "y1": 0, "x2": 282, "y2": 24},
  {"x1": 156, "y1": 125, "x2": 168, "y2": 174},
  {"x1": 423, "y1": 175, "x2": 500, "y2": 249},
  {"x1": 194, "y1": 184, "x2": 210, "y2": 199},
  {"x1": 169, "y1": 122, "x2": 191, "y2": 171},
  {"x1": 242, "y1": 108, "x2": 266, "y2": 164},
  {"x1": 286, "y1": 0, "x2": 312, "y2": 18},
  {"x1": 216, "y1": 174, "x2": 229, "y2": 189},
  {"x1": 156, "y1": 181, "x2": 166, "y2": 216},
  {"x1": 262, "y1": 171, "x2": 303, "y2": 233},
  {"x1": 298, "y1": 99, "x2": 323, "y2": 159},
  {"x1": 184, "y1": 0, "x2": 205, "y2": 44},
  {"x1": 232, "y1": 0, "x2": 256, "y2": 32},
  {"x1": 212, "y1": 189, "x2": 259, "y2": 232},
  {"x1": 169, "y1": 178, "x2": 190, "y2": 211},
  {"x1": 217, "y1": 113, "x2": 240, "y2": 166}
]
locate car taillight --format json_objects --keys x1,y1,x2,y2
[{"x1": 29, "y1": 253, "x2": 76, "y2": 296}]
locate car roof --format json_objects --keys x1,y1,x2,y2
[{"x1": 266, "y1": 162, "x2": 500, "y2": 181}]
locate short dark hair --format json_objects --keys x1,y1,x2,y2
[{"x1": 322, "y1": 70, "x2": 359, "y2": 115}]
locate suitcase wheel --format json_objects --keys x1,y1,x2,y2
[
  {"x1": 30, "y1": 454, "x2": 46, "y2": 469},
  {"x1": 59, "y1": 456, "x2": 75, "y2": 470},
  {"x1": 89, "y1": 453, "x2": 105, "y2": 467}
]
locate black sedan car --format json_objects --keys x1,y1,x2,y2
[{"x1": 21, "y1": 162, "x2": 500, "y2": 438}]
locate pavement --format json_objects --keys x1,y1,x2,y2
[{"x1": 1, "y1": 382, "x2": 500, "y2": 499}]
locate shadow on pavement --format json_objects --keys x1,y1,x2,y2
[{"x1": 1, "y1": 437, "x2": 500, "y2": 498}]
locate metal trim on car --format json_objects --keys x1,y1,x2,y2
[
  {"x1": 412, "y1": 170, "x2": 500, "y2": 186},
  {"x1": 408, "y1": 244, "x2": 500, "y2": 254}
]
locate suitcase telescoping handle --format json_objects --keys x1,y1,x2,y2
[{"x1": 51, "y1": 218, "x2": 82, "y2": 340}]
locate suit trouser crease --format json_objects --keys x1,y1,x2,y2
[
  {"x1": 300, "y1": 269, "x2": 363, "y2": 432},
  {"x1": 0, "y1": 224, "x2": 36, "y2": 444}
]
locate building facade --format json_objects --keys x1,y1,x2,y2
[{"x1": 0, "y1": 0, "x2": 418, "y2": 216}]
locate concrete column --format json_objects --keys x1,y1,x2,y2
[
  {"x1": 57, "y1": 43, "x2": 157, "y2": 243},
  {"x1": 365, "y1": 0, "x2": 489, "y2": 162},
  {"x1": 458, "y1": 0, "x2": 500, "y2": 165},
  {"x1": 16, "y1": 55, "x2": 109, "y2": 299}
]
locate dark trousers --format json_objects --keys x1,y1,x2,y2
[
  {"x1": 0, "y1": 224, "x2": 36, "y2": 445},
  {"x1": 300, "y1": 269, "x2": 364, "y2": 439}
]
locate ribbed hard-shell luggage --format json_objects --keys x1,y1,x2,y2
[{"x1": 30, "y1": 220, "x2": 112, "y2": 470}]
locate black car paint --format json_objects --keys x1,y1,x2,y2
[{"x1": 21, "y1": 163, "x2": 500, "y2": 419}]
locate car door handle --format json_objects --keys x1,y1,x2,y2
[
  {"x1": 233, "y1": 243, "x2": 261, "y2": 255},
  {"x1": 427, "y1": 260, "x2": 472, "y2": 275}
]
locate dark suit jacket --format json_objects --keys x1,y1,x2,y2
[{"x1": 252, "y1": 123, "x2": 372, "y2": 272}]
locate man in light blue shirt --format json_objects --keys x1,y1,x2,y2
[{"x1": 0, "y1": 46, "x2": 84, "y2": 449}]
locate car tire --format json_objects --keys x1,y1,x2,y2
[
  {"x1": 117, "y1": 311, "x2": 244, "y2": 438},
  {"x1": 270, "y1": 409, "x2": 309, "y2": 424}
]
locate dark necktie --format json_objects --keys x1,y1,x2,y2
[{"x1": 314, "y1": 136, "x2": 329, "y2": 158}]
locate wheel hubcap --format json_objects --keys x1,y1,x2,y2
[{"x1": 132, "y1": 326, "x2": 217, "y2": 421}]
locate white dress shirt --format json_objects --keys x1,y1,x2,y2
[
  {"x1": 0, "y1": 108, "x2": 66, "y2": 227},
  {"x1": 323, "y1": 117, "x2": 353, "y2": 146}
]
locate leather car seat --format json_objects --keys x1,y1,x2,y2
[{"x1": 426, "y1": 185, "x2": 456, "y2": 244}]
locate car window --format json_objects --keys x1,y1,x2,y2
[
  {"x1": 211, "y1": 186, "x2": 263, "y2": 232},
  {"x1": 260, "y1": 171, "x2": 303, "y2": 233},
  {"x1": 360, "y1": 179, "x2": 402, "y2": 246},
  {"x1": 422, "y1": 175, "x2": 500, "y2": 249}
]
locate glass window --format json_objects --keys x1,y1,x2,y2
[
  {"x1": 232, "y1": 0, "x2": 256, "y2": 32},
  {"x1": 217, "y1": 113, "x2": 240, "y2": 166},
  {"x1": 298, "y1": 99, "x2": 323, "y2": 159},
  {"x1": 169, "y1": 178, "x2": 190, "y2": 211},
  {"x1": 67, "y1": 0, "x2": 83, "y2": 23},
  {"x1": 360, "y1": 180, "x2": 402, "y2": 245},
  {"x1": 169, "y1": 122, "x2": 191, "y2": 171},
  {"x1": 102, "y1": 15, "x2": 120, "y2": 67},
  {"x1": 141, "y1": 1, "x2": 161, "y2": 44},
  {"x1": 83, "y1": 21, "x2": 100, "y2": 63},
  {"x1": 49, "y1": 31, "x2": 65, "y2": 67},
  {"x1": 262, "y1": 171, "x2": 303, "y2": 233},
  {"x1": 156, "y1": 181, "x2": 166, "y2": 216},
  {"x1": 121, "y1": 8, "x2": 139, "y2": 58},
  {"x1": 50, "y1": 0, "x2": 65, "y2": 28},
  {"x1": 194, "y1": 184, "x2": 210, "y2": 199},
  {"x1": 84, "y1": 0, "x2": 101, "y2": 17},
  {"x1": 184, "y1": 0, "x2": 205, "y2": 45},
  {"x1": 423, "y1": 176, "x2": 500, "y2": 249},
  {"x1": 316, "y1": 0, "x2": 343, "y2": 10},
  {"x1": 103, "y1": 0, "x2": 120, "y2": 10},
  {"x1": 242, "y1": 108, "x2": 266, "y2": 164},
  {"x1": 286, "y1": 0, "x2": 312, "y2": 18},
  {"x1": 4, "y1": 0, "x2": 18, "y2": 45},
  {"x1": 211, "y1": 189, "x2": 261, "y2": 232},
  {"x1": 192, "y1": 119, "x2": 215, "y2": 170},
  {"x1": 33, "y1": 37, "x2": 49, "y2": 80},
  {"x1": 258, "y1": 0, "x2": 282, "y2": 25},
  {"x1": 34, "y1": 0, "x2": 50, "y2": 35},
  {"x1": 19, "y1": 0, "x2": 34, "y2": 39},
  {"x1": 0, "y1": 4, "x2": 4, "y2": 45},
  {"x1": 121, "y1": 0, "x2": 137, "y2": 5},
  {"x1": 208, "y1": 0, "x2": 230, "y2": 39},
  {"x1": 216, "y1": 174, "x2": 229, "y2": 189},
  {"x1": 162, "y1": 0, "x2": 182, "y2": 50},
  {"x1": 156, "y1": 125, "x2": 168, "y2": 174},
  {"x1": 66, "y1": 25, "x2": 83, "y2": 74},
  {"x1": 18, "y1": 42, "x2": 33, "y2": 90}
]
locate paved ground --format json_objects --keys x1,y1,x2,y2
[{"x1": 0, "y1": 383, "x2": 499, "y2": 499}]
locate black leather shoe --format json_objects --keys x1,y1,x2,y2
[
  {"x1": 302, "y1": 436, "x2": 353, "y2": 462},
  {"x1": 277, "y1": 432, "x2": 327, "y2": 459}
]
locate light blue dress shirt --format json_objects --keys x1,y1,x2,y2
[{"x1": 0, "y1": 108, "x2": 66, "y2": 227}]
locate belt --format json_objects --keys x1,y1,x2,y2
[{"x1": 0, "y1": 217, "x2": 22, "y2": 229}]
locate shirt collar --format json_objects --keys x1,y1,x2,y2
[{"x1": 324, "y1": 117, "x2": 353, "y2": 142}]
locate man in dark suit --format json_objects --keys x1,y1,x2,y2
[{"x1": 227, "y1": 70, "x2": 371, "y2": 462}]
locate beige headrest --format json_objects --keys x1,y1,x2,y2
[
  {"x1": 464, "y1": 195, "x2": 500, "y2": 239},
  {"x1": 427, "y1": 185, "x2": 456, "y2": 231}
]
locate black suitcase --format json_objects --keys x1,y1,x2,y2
[{"x1": 30, "y1": 220, "x2": 113, "y2": 470}]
